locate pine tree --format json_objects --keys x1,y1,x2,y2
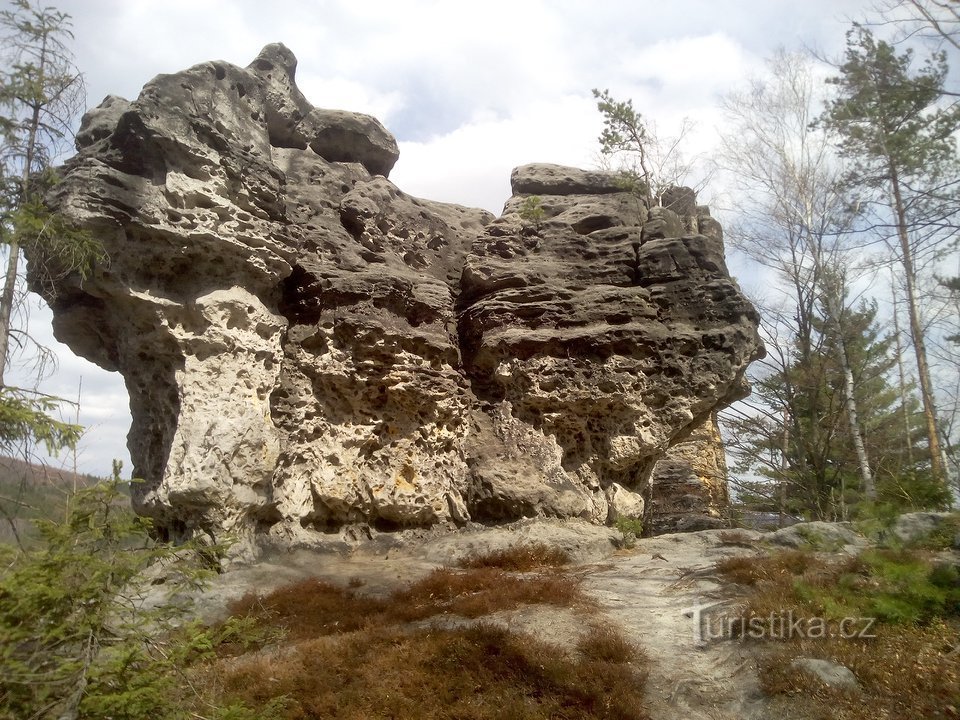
[
  {"x1": 0, "y1": 1, "x2": 106, "y2": 538},
  {"x1": 728, "y1": 291, "x2": 945, "y2": 519},
  {"x1": 819, "y1": 24, "x2": 960, "y2": 492},
  {"x1": 592, "y1": 88, "x2": 701, "y2": 207}
]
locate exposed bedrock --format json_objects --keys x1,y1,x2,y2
[
  {"x1": 459, "y1": 167, "x2": 762, "y2": 527},
  {"x1": 36, "y1": 44, "x2": 763, "y2": 553}
]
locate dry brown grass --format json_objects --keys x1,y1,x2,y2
[
  {"x1": 218, "y1": 622, "x2": 650, "y2": 720},
  {"x1": 576, "y1": 621, "x2": 645, "y2": 664},
  {"x1": 716, "y1": 549, "x2": 960, "y2": 720},
  {"x1": 227, "y1": 578, "x2": 391, "y2": 641},
  {"x1": 715, "y1": 549, "x2": 816, "y2": 587},
  {"x1": 457, "y1": 542, "x2": 572, "y2": 571},
  {"x1": 716, "y1": 530, "x2": 758, "y2": 548},
  {"x1": 208, "y1": 562, "x2": 646, "y2": 718},
  {"x1": 395, "y1": 566, "x2": 587, "y2": 620},
  {"x1": 227, "y1": 565, "x2": 588, "y2": 639},
  {"x1": 756, "y1": 622, "x2": 960, "y2": 719}
]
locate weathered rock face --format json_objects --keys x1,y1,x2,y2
[
  {"x1": 647, "y1": 413, "x2": 731, "y2": 534},
  {"x1": 38, "y1": 44, "x2": 763, "y2": 552}
]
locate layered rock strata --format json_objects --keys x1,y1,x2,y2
[
  {"x1": 647, "y1": 413, "x2": 731, "y2": 533},
  {"x1": 37, "y1": 44, "x2": 763, "y2": 551}
]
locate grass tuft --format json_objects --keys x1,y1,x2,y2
[
  {"x1": 396, "y1": 566, "x2": 585, "y2": 620},
  {"x1": 577, "y1": 622, "x2": 644, "y2": 664},
  {"x1": 716, "y1": 530, "x2": 757, "y2": 548},
  {"x1": 457, "y1": 542, "x2": 571, "y2": 571},
  {"x1": 228, "y1": 579, "x2": 389, "y2": 641},
  {"x1": 717, "y1": 546, "x2": 960, "y2": 720},
  {"x1": 715, "y1": 549, "x2": 815, "y2": 586},
  {"x1": 210, "y1": 561, "x2": 646, "y2": 719}
]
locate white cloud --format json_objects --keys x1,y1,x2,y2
[
  {"x1": 393, "y1": 93, "x2": 600, "y2": 213},
  {"x1": 615, "y1": 33, "x2": 757, "y2": 101}
]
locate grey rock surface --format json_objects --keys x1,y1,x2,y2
[
  {"x1": 648, "y1": 412, "x2": 730, "y2": 534},
  {"x1": 790, "y1": 658, "x2": 860, "y2": 691},
  {"x1": 510, "y1": 163, "x2": 626, "y2": 196},
  {"x1": 890, "y1": 511, "x2": 957, "y2": 545},
  {"x1": 38, "y1": 45, "x2": 763, "y2": 554},
  {"x1": 766, "y1": 521, "x2": 869, "y2": 552}
]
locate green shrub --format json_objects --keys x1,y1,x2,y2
[
  {"x1": 907, "y1": 514, "x2": 960, "y2": 551},
  {"x1": 518, "y1": 195, "x2": 546, "y2": 229},
  {"x1": 793, "y1": 525, "x2": 845, "y2": 552},
  {"x1": 0, "y1": 465, "x2": 271, "y2": 720},
  {"x1": 614, "y1": 517, "x2": 644, "y2": 548}
]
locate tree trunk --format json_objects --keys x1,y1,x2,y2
[
  {"x1": 839, "y1": 348, "x2": 876, "y2": 500},
  {"x1": 891, "y1": 281, "x2": 915, "y2": 469},
  {"x1": 0, "y1": 238, "x2": 20, "y2": 388},
  {"x1": 779, "y1": 408, "x2": 790, "y2": 529},
  {"x1": 890, "y1": 165, "x2": 947, "y2": 490},
  {"x1": 819, "y1": 286, "x2": 876, "y2": 500}
]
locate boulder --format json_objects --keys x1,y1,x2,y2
[
  {"x1": 510, "y1": 163, "x2": 627, "y2": 196},
  {"x1": 791, "y1": 658, "x2": 860, "y2": 691},
  {"x1": 37, "y1": 46, "x2": 764, "y2": 555},
  {"x1": 766, "y1": 522, "x2": 869, "y2": 552},
  {"x1": 606, "y1": 483, "x2": 646, "y2": 523},
  {"x1": 891, "y1": 512, "x2": 958, "y2": 546}
]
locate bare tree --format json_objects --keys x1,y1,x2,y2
[
  {"x1": 718, "y1": 49, "x2": 877, "y2": 504},
  {"x1": 874, "y1": 0, "x2": 960, "y2": 52}
]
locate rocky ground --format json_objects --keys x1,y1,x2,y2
[
  {"x1": 157, "y1": 513, "x2": 960, "y2": 719},
  {"x1": 175, "y1": 519, "x2": 865, "y2": 719}
]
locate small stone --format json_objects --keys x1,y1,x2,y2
[{"x1": 791, "y1": 658, "x2": 860, "y2": 691}]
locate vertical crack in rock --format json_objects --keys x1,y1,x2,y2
[{"x1": 35, "y1": 48, "x2": 764, "y2": 556}]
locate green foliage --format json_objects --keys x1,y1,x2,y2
[
  {"x1": 518, "y1": 195, "x2": 545, "y2": 229},
  {"x1": 0, "y1": 1, "x2": 108, "y2": 541},
  {"x1": 0, "y1": 468, "x2": 270, "y2": 720},
  {"x1": 614, "y1": 517, "x2": 643, "y2": 548},
  {"x1": 792, "y1": 525, "x2": 845, "y2": 552},
  {"x1": 791, "y1": 548, "x2": 960, "y2": 625},
  {"x1": 0, "y1": 1, "x2": 83, "y2": 181},
  {"x1": 593, "y1": 89, "x2": 648, "y2": 153},
  {"x1": 592, "y1": 88, "x2": 654, "y2": 206},
  {"x1": 0, "y1": 387, "x2": 80, "y2": 456},
  {"x1": 906, "y1": 513, "x2": 960, "y2": 551},
  {"x1": 859, "y1": 550, "x2": 960, "y2": 623},
  {"x1": 730, "y1": 287, "x2": 936, "y2": 520},
  {"x1": 821, "y1": 24, "x2": 960, "y2": 188},
  {"x1": 12, "y1": 192, "x2": 106, "y2": 288},
  {"x1": 818, "y1": 23, "x2": 959, "y2": 492},
  {"x1": 0, "y1": 2, "x2": 106, "y2": 291},
  {"x1": 853, "y1": 502, "x2": 903, "y2": 543}
]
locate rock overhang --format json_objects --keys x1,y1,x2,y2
[{"x1": 35, "y1": 45, "x2": 764, "y2": 557}]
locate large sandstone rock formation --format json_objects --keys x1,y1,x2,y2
[{"x1": 37, "y1": 44, "x2": 763, "y2": 553}]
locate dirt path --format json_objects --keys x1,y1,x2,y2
[{"x1": 583, "y1": 532, "x2": 771, "y2": 719}]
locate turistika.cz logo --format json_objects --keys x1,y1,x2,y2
[{"x1": 681, "y1": 601, "x2": 876, "y2": 646}]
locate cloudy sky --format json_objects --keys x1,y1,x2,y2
[{"x1": 9, "y1": 0, "x2": 909, "y2": 477}]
